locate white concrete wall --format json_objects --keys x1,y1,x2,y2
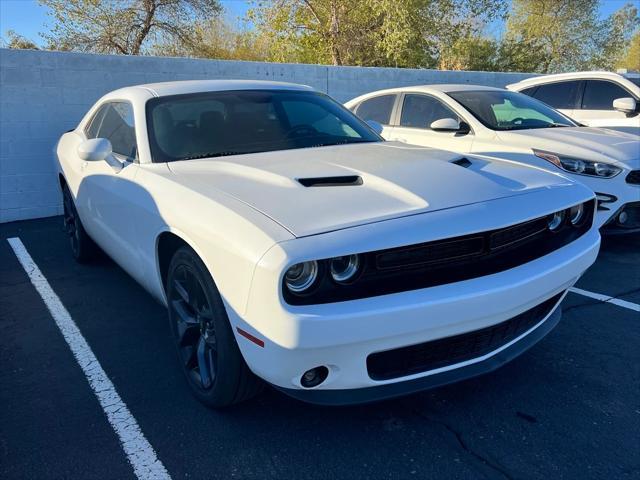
[{"x1": 0, "y1": 48, "x2": 536, "y2": 223}]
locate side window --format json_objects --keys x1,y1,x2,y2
[
  {"x1": 95, "y1": 102, "x2": 137, "y2": 159},
  {"x1": 581, "y1": 80, "x2": 631, "y2": 110},
  {"x1": 399, "y1": 94, "x2": 459, "y2": 129},
  {"x1": 532, "y1": 81, "x2": 580, "y2": 109},
  {"x1": 355, "y1": 95, "x2": 396, "y2": 125},
  {"x1": 85, "y1": 105, "x2": 109, "y2": 139},
  {"x1": 520, "y1": 86, "x2": 537, "y2": 96}
]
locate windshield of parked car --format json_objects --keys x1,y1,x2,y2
[
  {"x1": 448, "y1": 90, "x2": 577, "y2": 131},
  {"x1": 146, "y1": 90, "x2": 381, "y2": 162}
]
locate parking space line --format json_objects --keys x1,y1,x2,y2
[
  {"x1": 7, "y1": 237, "x2": 171, "y2": 480},
  {"x1": 569, "y1": 287, "x2": 640, "y2": 312}
]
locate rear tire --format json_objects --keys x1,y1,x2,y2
[
  {"x1": 166, "y1": 246, "x2": 263, "y2": 407},
  {"x1": 62, "y1": 185, "x2": 97, "y2": 263}
]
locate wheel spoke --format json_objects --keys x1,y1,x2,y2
[
  {"x1": 196, "y1": 336, "x2": 213, "y2": 389},
  {"x1": 173, "y1": 278, "x2": 190, "y2": 304}
]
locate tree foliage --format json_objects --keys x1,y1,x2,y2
[
  {"x1": 248, "y1": 0, "x2": 507, "y2": 67},
  {"x1": 504, "y1": 0, "x2": 639, "y2": 73},
  {"x1": 617, "y1": 31, "x2": 640, "y2": 71},
  {"x1": 39, "y1": 0, "x2": 222, "y2": 55},
  {"x1": 2, "y1": 30, "x2": 40, "y2": 50}
]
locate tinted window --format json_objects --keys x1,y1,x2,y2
[
  {"x1": 95, "y1": 102, "x2": 137, "y2": 159},
  {"x1": 581, "y1": 80, "x2": 631, "y2": 110},
  {"x1": 520, "y1": 86, "x2": 537, "y2": 96},
  {"x1": 448, "y1": 90, "x2": 576, "y2": 131},
  {"x1": 147, "y1": 90, "x2": 381, "y2": 162},
  {"x1": 355, "y1": 95, "x2": 396, "y2": 124},
  {"x1": 627, "y1": 77, "x2": 640, "y2": 87},
  {"x1": 532, "y1": 81, "x2": 580, "y2": 109},
  {"x1": 400, "y1": 94, "x2": 460, "y2": 128}
]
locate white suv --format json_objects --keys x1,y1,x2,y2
[{"x1": 507, "y1": 71, "x2": 640, "y2": 134}]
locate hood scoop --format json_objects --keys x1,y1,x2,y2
[
  {"x1": 298, "y1": 175, "x2": 363, "y2": 187},
  {"x1": 451, "y1": 157, "x2": 472, "y2": 168}
]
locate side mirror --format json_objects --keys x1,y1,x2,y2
[
  {"x1": 365, "y1": 119, "x2": 384, "y2": 135},
  {"x1": 77, "y1": 138, "x2": 112, "y2": 162},
  {"x1": 430, "y1": 118, "x2": 460, "y2": 132},
  {"x1": 613, "y1": 97, "x2": 637, "y2": 113}
]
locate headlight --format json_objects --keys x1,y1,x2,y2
[
  {"x1": 329, "y1": 254, "x2": 361, "y2": 284},
  {"x1": 533, "y1": 149, "x2": 622, "y2": 178},
  {"x1": 284, "y1": 261, "x2": 318, "y2": 293},
  {"x1": 568, "y1": 203, "x2": 585, "y2": 225},
  {"x1": 547, "y1": 210, "x2": 565, "y2": 231}
]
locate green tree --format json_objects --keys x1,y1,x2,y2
[
  {"x1": 2, "y1": 30, "x2": 39, "y2": 50},
  {"x1": 617, "y1": 31, "x2": 640, "y2": 70},
  {"x1": 505, "y1": 0, "x2": 639, "y2": 73},
  {"x1": 40, "y1": 0, "x2": 222, "y2": 55},
  {"x1": 151, "y1": 17, "x2": 271, "y2": 61},
  {"x1": 249, "y1": 0, "x2": 507, "y2": 68}
]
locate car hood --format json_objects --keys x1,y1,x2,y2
[
  {"x1": 496, "y1": 127, "x2": 640, "y2": 167},
  {"x1": 168, "y1": 142, "x2": 574, "y2": 237}
]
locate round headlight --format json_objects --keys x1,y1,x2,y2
[
  {"x1": 329, "y1": 255, "x2": 361, "y2": 284},
  {"x1": 285, "y1": 261, "x2": 318, "y2": 293},
  {"x1": 569, "y1": 204, "x2": 585, "y2": 226},
  {"x1": 547, "y1": 211, "x2": 565, "y2": 231}
]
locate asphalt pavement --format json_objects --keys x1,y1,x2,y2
[{"x1": 1, "y1": 216, "x2": 638, "y2": 480}]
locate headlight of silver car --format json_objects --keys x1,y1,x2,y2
[{"x1": 533, "y1": 149, "x2": 622, "y2": 178}]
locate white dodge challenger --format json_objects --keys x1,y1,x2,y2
[{"x1": 56, "y1": 80, "x2": 600, "y2": 407}]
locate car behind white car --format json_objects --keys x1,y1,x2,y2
[
  {"x1": 346, "y1": 85, "x2": 640, "y2": 234},
  {"x1": 507, "y1": 71, "x2": 640, "y2": 134},
  {"x1": 56, "y1": 80, "x2": 600, "y2": 407}
]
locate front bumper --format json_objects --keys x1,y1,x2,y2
[
  {"x1": 230, "y1": 226, "x2": 600, "y2": 402},
  {"x1": 276, "y1": 301, "x2": 562, "y2": 405},
  {"x1": 581, "y1": 171, "x2": 640, "y2": 232}
]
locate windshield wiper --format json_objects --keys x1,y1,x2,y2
[{"x1": 181, "y1": 151, "x2": 246, "y2": 160}]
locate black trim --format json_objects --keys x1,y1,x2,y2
[
  {"x1": 367, "y1": 293, "x2": 562, "y2": 380},
  {"x1": 284, "y1": 201, "x2": 595, "y2": 305},
  {"x1": 626, "y1": 170, "x2": 640, "y2": 185},
  {"x1": 298, "y1": 176, "x2": 363, "y2": 187},
  {"x1": 274, "y1": 300, "x2": 563, "y2": 406}
]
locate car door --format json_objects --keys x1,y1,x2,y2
[
  {"x1": 351, "y1": 94, "x2": 398, "y2": 138},
  {"x1": 77, "y1": 101, "x2": 142, "y2": 271},
  {"x1": 576, "y1": 80, "x2": 638, "y2": 127},
  {"x1": 526, "y1": 80, "x2": 581, "y2": 120},
  {"x1": 389, "y1": 93, "x2": 474, "y2": 153}
]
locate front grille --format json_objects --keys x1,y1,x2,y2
[
  {"x1": 367, "y1": 293, "x2": 563, "y2": 380},
  {"x1": 626, "y1": 170, "x2": 640, "y2": 185},
  {"x1": 285, "y1": 201, "x2": 595, "y2": 305}
]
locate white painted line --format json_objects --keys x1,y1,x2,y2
[
  {"x1": 569, "y1": 287, "x2": 640, "y2": 313},
  {"x1": 7, "y1": 237, "x2": 171, "y2": 480}
]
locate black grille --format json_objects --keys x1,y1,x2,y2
[
  {"x1": 285, "y1": 201, "x2": 595, "y2": 305},
  {"x1": 367, "y1": 293, "x2": 563, "y2": 380},
  {"x1": 626, "y1": 170, "x2": 640, "y2": 185}
]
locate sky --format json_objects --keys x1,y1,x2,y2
[{"x1": 0, "y1": 0, "x2": 637, "y2": 47}]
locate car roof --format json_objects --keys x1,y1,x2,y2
[
  {"x1": 353, "y1": 84, "x2": 505, "y2": 97},
  {"x1": 117, "y1": 80, "x2": 315, "y2": 98},
  {"x1": 507, "y1": 71, "x2": 625, "y2": 88}
]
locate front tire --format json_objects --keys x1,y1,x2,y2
[
  {"x1": 62, "y1": 185, "x2": 97, "y2": 263},
  {"x1": 166, "y1": 246, "x2": 262, "y2": 407}
]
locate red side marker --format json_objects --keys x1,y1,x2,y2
[{"x1": 236, "y1": 327, "x2": 265, "y2": 348}]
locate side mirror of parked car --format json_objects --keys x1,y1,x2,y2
[
  {"x1": 77, "y1": 138, "x2": 113, "y2": 162},
  {"x1": 365, "y1": 120, "x2": 384, "y2": 135},
  {"x1": 612, "y1": 97, "x2": 637, "y2": 114},
  {"x1": 430, "y1": 118, "x2": 462, "y2": 132}
]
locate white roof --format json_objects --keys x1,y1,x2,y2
[
  {"x1": 507, "y1": 71, "x2": 627, "y2": 88},
  {"x1": 121, "y1": 80, "x2": 315, "y2": 97},
  {"x1": 353, "y1": 84, "x2": 505, "y2": 97}
]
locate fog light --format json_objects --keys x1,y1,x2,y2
[
  {"x1": 300, "y1": 366, "x2": 329, "y2": 388},
  {"x1": 547, "y1": 211, "x2": 565, "y2": 231},
  {"x1": 618, "y1": 211, "x2": 628, "y2": 224}
]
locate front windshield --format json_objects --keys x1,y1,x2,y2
[
  {"x1": 448, "y1": 90, "x2": 577, "y2": 131},
  {"x1": 146, "y1": 90, "x2": 381, "y2": 162}
]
